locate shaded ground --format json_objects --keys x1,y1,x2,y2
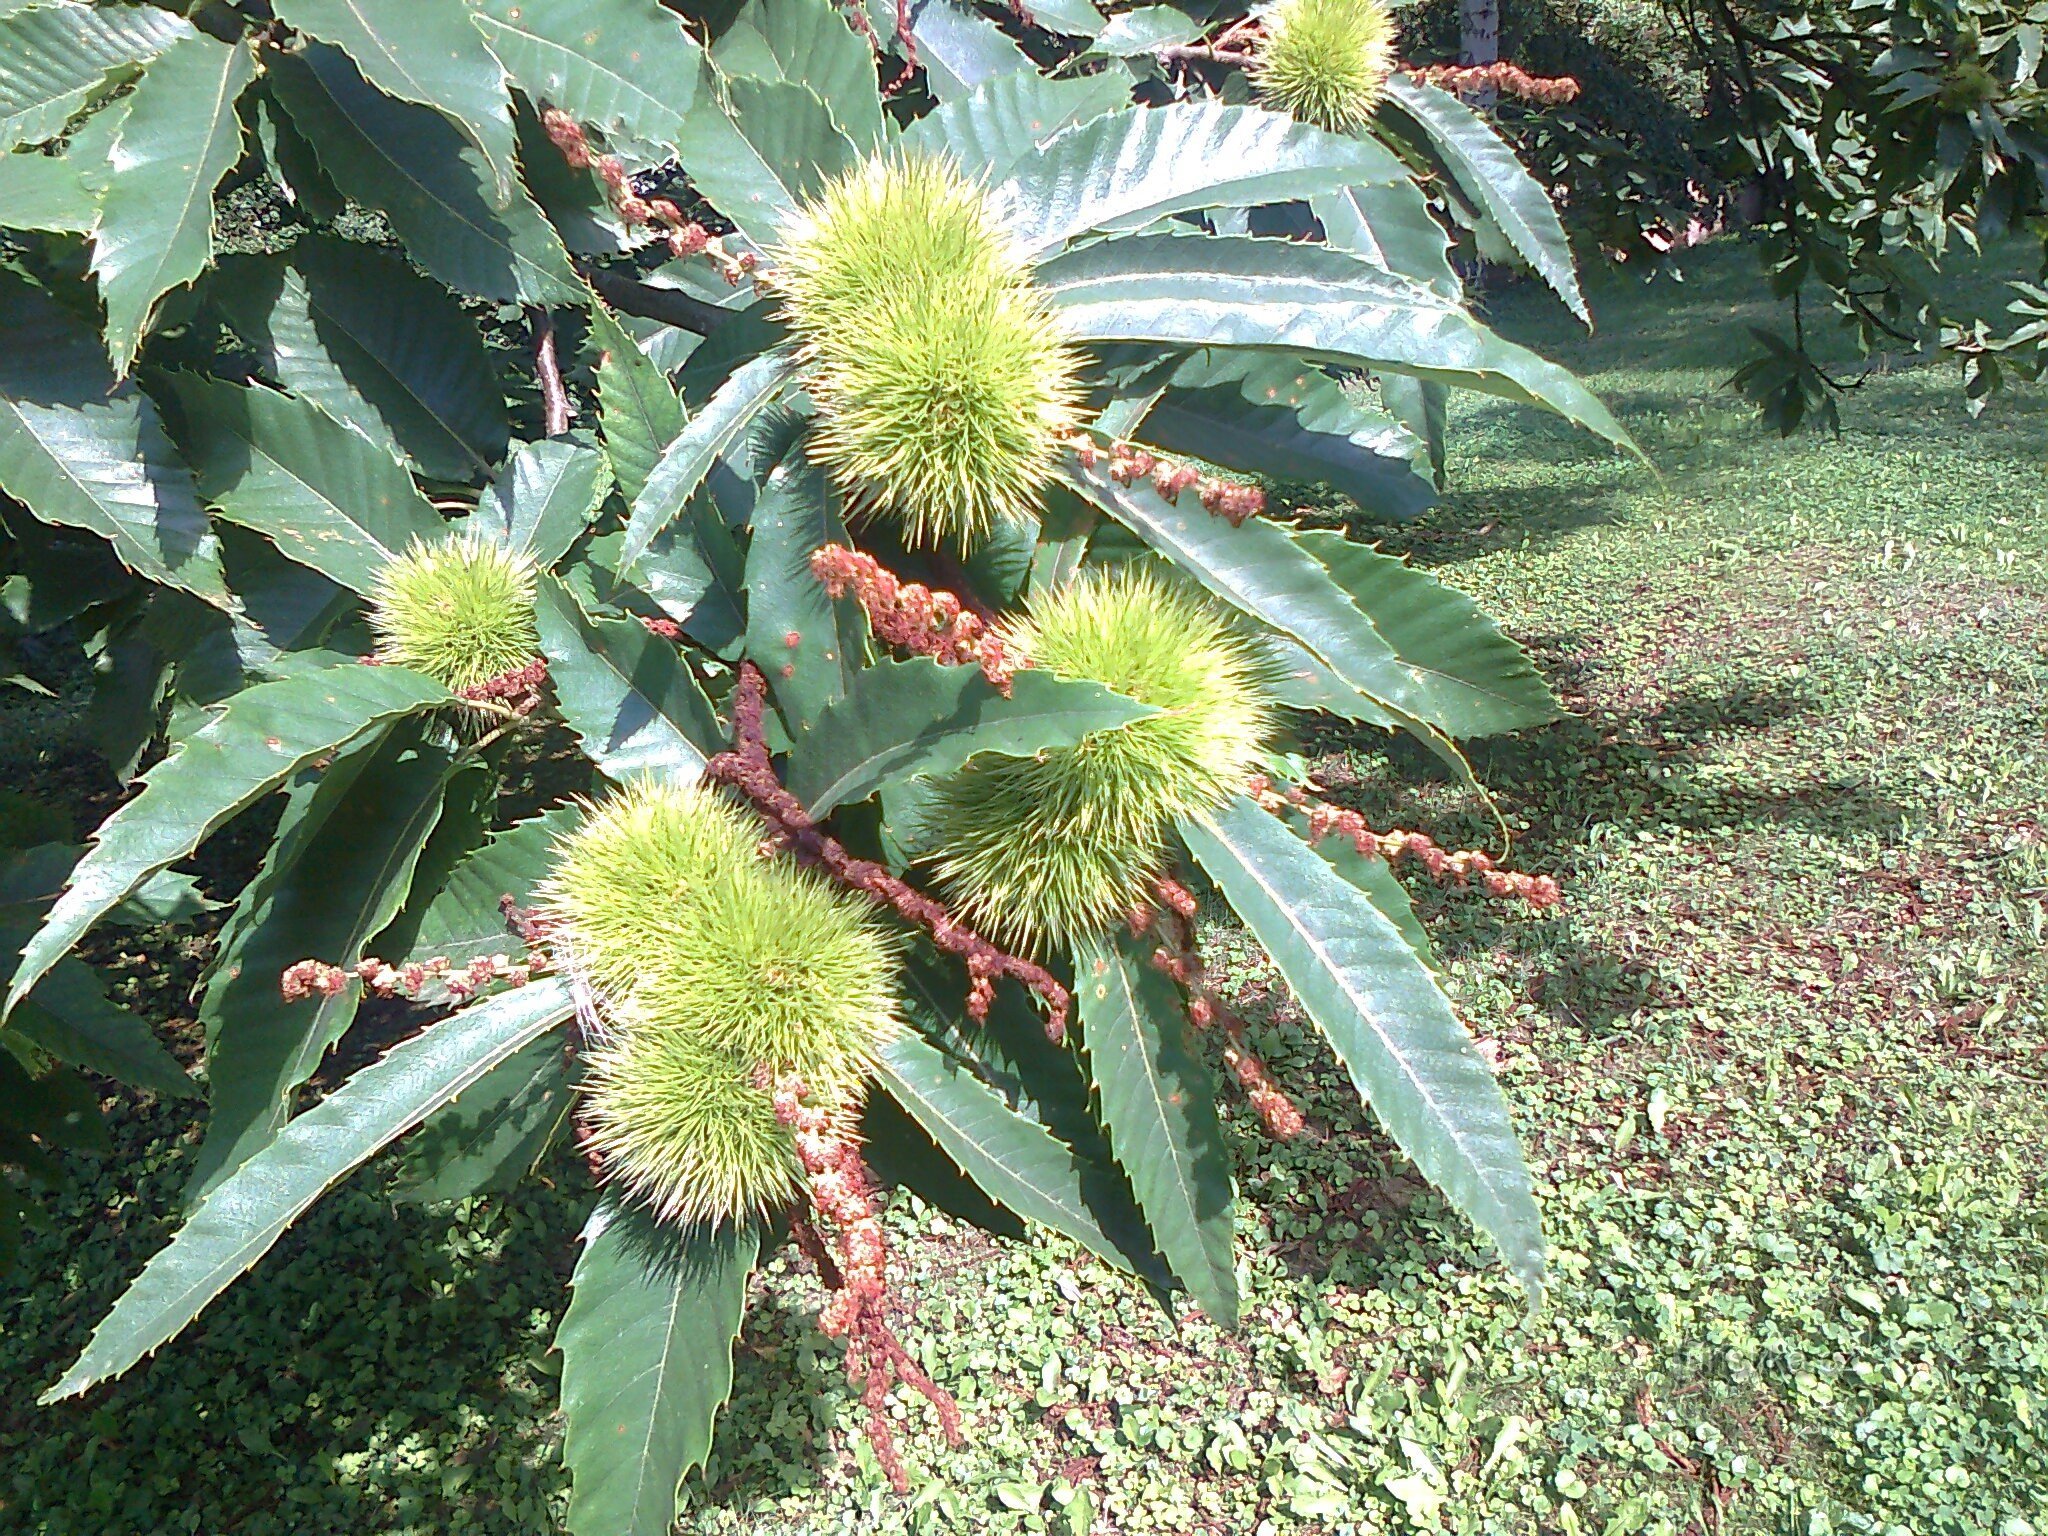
[{"x1": 4, "y1": 240, "x2": 2048, "y2": 1535}]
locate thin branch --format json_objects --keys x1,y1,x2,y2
[
  {"x1": 532, "y1": 309, "x2": 570, "y2": 437},
  {"x1": 579, "y1": 263, "x2": 738, "y2": 336}
]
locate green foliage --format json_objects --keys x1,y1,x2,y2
[
  {"x1": 1250, "y1": 0, "x2": 1400, "y2": 134},
  {"x1": 0, "y1": 0, "x2": 1637, "y2": 1518},
  {"x1": 544, "y1": 781, "x2": 900, "y2": 1223},
  {"x1": 920, "y1": 569, "x2": 1273, "y2": 953}
]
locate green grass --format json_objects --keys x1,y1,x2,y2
[{"x1": 5, "y1": 239, "x2": 2048, "y2": 1535}]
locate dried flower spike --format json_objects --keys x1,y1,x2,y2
[
  {"x1": 769, "y1": 153, "x2": 1083, "y2": 547},
  {"x1": 920, "y1": 568, "x2": 1275, "y2": 954},
  {"x1": 541, "y1": 781, "x2": 901, "y2": 1225},
  {"x1": 1251, "y1": 0, "x2": 1400, "y2": 134},
  {"x1": 368, "y1": 533, "x2": 539, "y2": 694}
]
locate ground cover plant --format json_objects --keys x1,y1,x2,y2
[
  {"x1": 0, "y1": 0, "x2": 1640, "y2": 1528},
  {"x1": 5, "y1": 236, "x2": 2044, "y2": 1536}
]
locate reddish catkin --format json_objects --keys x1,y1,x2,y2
[
  {"x1": 280, "y1": 950, "x2": 541, "y2": 1005},
  {"x1": 1143, "y1": 900, "x2": 1307, "y2": 1142},
  {"x1": 1071, "y1": 437, "x2": 1267, "y2": 525},
  {"x1": 770, "y1": 1076, "x2": 963, "y2": 1491},
  {"x1": 1247, "y1": 775, "x2": 1563, "y2": 908},
  {"x1": 539, "y1": 109, "x2": 753, "y2": 280},
  {"x1": 809, "y1": 544, "x2": 1019, "y2": 695},
  {"x1": 706, "y1": 662, "x2": 1072, "y2": 1039},
  {"x1": 457, "y1": 657, "x2": 549, "y2": 713},
  {"x1": 1404, "y1": 62, "x2": 1582, "y2": 105}
]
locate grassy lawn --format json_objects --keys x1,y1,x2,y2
[{"x1": 4, "y1": 240, "x2": 2047, "y2": 1536}]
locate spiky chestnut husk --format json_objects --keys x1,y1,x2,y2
[
  {"x1": 1251, "y1": 0, "x2": 1400, "y2": 134},
  {"x1": 367, "y1": 533, "x2": 539, "y2": 694},
  {"x1": 541, "y1": 781, "x2": 900, "y2": 1225},
  {"x1": 919, "y1": 568, "x2": 1274, "y2": 954},
  {"x1": 769, "y1": 153, "x2": 1083, "y2": 548}
]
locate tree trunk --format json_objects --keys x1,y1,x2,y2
[{"x1": 1458, "y1": 0, "x2": 1500, "y2": 108}]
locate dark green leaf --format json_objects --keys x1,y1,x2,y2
[
  {"x1": 1145, "y1": 352, "x2": 1434, "y2": 522},
  {"x1": 470, "y1": 0, "x2": 702, "y2": 157},
  {"x1": 741, "y1": 445, "x2": 863, "y2": 734},
  {"x1": 187, "y1": 723, "x2": 463, "y2": 1197},
  {"x1": 479, "y1": 436, "x2": 611, "y2": 568},
  {"x1": 1090, "y1": 6, "x2": 1194, "y2": 54},
  {"x1": 1310, "y1": 180, "x2": 1459, "y2": 302},
  {"x1": 997, "y1": 103, "x2": 1412, "y2": 257},
  {"x1": 537, "y1": 577, "x2": 723, "y2": 782},
  {"x1": 0, "y1": 274, "x2": 231, "y2": 609},
  {"x1": 213, "y1": 237, "x2": 509, "y2": 482},
  {"x1": 1380, "y1": 77, "x2": 1587, "y2": 324},
  {"x1": 272, "y1": 0, "x2": 518, "y2": 197},
  {"x1": 621, "y1": 348, "x2": 797, "y2": 569},
  {"x1": 269, "y1": 45, "x2": 579, "y2": 304},
  {"x1": 0, "y1": 147, "x2": 95, "y2": 232},
  {"x1": 393, "y1": 1032, "x2": 572, "y2": 1202},
  {"x1": 1294, "y1": 529, "x2": 1560, "y2": 737},
  {"x1": 7, "y1": 959, "x2": 197, "y2": 1099},
  {"x1": 90, "y1": 32, "x2": 255, "y2": 374},
  {"x1": 1182, "y1": 796, "x2": 1543, "y2": 1302},
  {"x1": 674, "y1": 72, "x2": 855, "y2": 242},
  {"x1": 1075, "y1": 930, "x2": 1237, "y2": 1326},
  {"x1": 789, "y1": 659, "x2": 1157, "y2": 817},
  {"x1": 713, "y1": 0, "x2": 885, "y2": 149},
  {"x1": 559, "y1": 1205, "x2": 756, "y2": 1535},
  {"x1": 1038, "y1": 233, "x2": 1633, "y2": 448},
  {"x1": 402, "y1": 804, "x2": 578, "y2": 977},
  {"x1": 900, "y1": 69, "x2": 1130, "y2": 182},
  {"x1": 858, "y1": 0, "x2": 1028, "y2": 100},
  {"x1": 588, "y1": 298, "x2": 684, "y2": 505},
  {"x1": 40, "y1": 976, "x2": 574, "y2": 1401},
  {"x1": 170, "y1": 373, "x2": 444, "y2": 596},
  {"x1": 4, "y1": 663, "x2": 450, "y2": 1016},
  {"x1": 0, "y1": 1, "x2": 189, "y2": 152},
  {"x1": 877, "y1": 1028, "x2": 1164, "y2": 1281}
]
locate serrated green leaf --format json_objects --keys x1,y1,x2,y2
[
  {"x1": 1381, "y1": 77, "x2": 1587, "y2": 324},
  {"x1": 559, "y1": 1204, "x2": 757, "y2": 1536},
  {"x1": 212, "y1": 237, "x2": 509, "y2": 482},
  {"x1": 1293, "y1": 529, "x2": 1560, "y2": 736},
  {"x1": 674, "y1": 70, "x2": 855, "y2": 242},
  {"x1": 1075, "y1": 930, "x2": 1237, "y2": 1326},
  {"x1": 1089, "y1": 6, "x2": 1194, "y2": 54},
  {"x1": 1182, "y1": 796, "x2": 1543, "y2": 1302},
  {"x1": 6, "y1": 958, "x2": 197, "y2": 1099},
  {"x1": 789, "y1": 659, "x2": 1157, "y2": 817},
  {"x1": 187, "y1": 722, "x2": 462, "y2": 1197},
  {"x1": 877, "y1": 1027, "x2": 1165, "y2": 1281},
  {"x1": 588, "y1": 298, "x2": 684, "y2": 505},
  {"x1": 403, "y1": 804, "x2": 579, "y2": 974},
  {"x1": 393, "y1": 1031, "x2": 571, "y2": 1202},
  {"x1": 269, "y1": 44, "x2": 579, "y2": 304},
  {"x1": 622, "y1": 348, "x2": 796, "y2": 569},
  {"x1": 170, "y1": 373, "x2": 444, "y2": 596},
  {"x1": 0, "y1": 1, "x2": 190, "y2": 152},
  {"x1": 0, "y1": 274, "x2": 231, "y2": 609},
  {"x1": 0, "y1": 147, "x2": 95, "y2": 232},
  {"x1": 741, "y1": 445, "x2": 864, "y2": 734},
  {"x1": 1144, "y1": 352, "x2": 1435, "y2": 522},
  {"x1": 901, "y1": 68, "x2": 1130, "y2": 181},
  {"x1": 91, "y1": 31, "x2": 254, "y2": 374},
  {"x1": 996, "y1": 103, "x2": 1411, "y2": 258},
  {"x1": 1310, "y1": 180, "x2": 1460, "y2": 302},
  {"x1": 40, "y1": 976, "x2": 574, "y2": 1401},
  {"x1": 714, "y1": 0, "x2": 885, "y2": 149},
  {"x1": 4, "y1": 664, "x2": 450, "y2": 1017},
  {"x1": 479, "y1": 436, "x2": 610, "y2": 568},
  {"x1": 272, "y1": 0, "x2": 518, "y2": 199},
  {"x1": 537, "y1": 577, "x2": 722, "y2": 782},
  {"x1": 859, "y1": 0, "x2": 1029, "y2": 100},
  {"x1": 470, "y1": 0, "x2": 702, "y2": 157},
  {"x1": 1038, "y1": 233, "x2": 1633, "y2": 448},
  {"x1": 1270, "y1": 799, "x2": 1434, "y2": 969}
]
